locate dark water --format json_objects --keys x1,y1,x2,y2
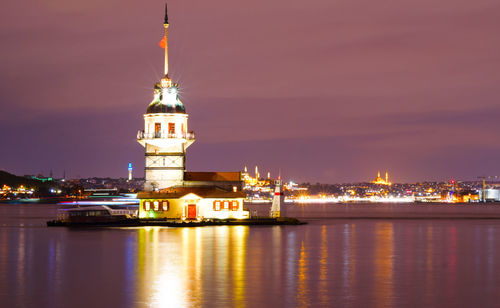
[{"x1": 1, "y1": 203, "x2": 500, "y2": 307}]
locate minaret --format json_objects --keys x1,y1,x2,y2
[{"x1": 137, "y1": 3, "x2": 195, "y2": 191}]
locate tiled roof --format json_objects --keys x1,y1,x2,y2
[{"x1": 184, "y1": 172, "x2": 241, "y2": 182}]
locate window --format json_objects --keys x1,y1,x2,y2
[
  {"x1": 213, "y1": 200, "x2": 238, "y2": 211},
  {"x1": 153, "y1": 201, "x2": 159, "y2": 211},
  {"x1": 162, "y1": 201, "x2": 169, "y2": 211},
  {"x1": 213, "y1": 201, "x2": 221, "y2": 211},
  {"x1": 232, "y1": 201, "x2": 239, "y2": 211},
  {"x1": 168, "y1": 123, "x2": 175, "y2": 134},
  {"x1": 144, "y1": 201, "x2": 151, "y2": 211},
  {"x1": 155, "y1": 123, "x2": 161, "y2": 138}
]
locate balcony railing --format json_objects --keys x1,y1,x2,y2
[{"x1": 137, "y1": 130, "x2": 195, "y2": 140}]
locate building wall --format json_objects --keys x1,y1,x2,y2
[
  {"x1": 479, "y1": 189, "x2": 500, "y2": 201},
  {"x1": 139, "y1": 197, "x2": 249, "y2": 220},
  {"x1": 144, "y1": 169, "x2": 184, "y2": 191},
  {"x1": 143, "y1": 128, "x2": 188, "y2": 191},
  {"x1": 144, "y1": 113, "x2": 188, "y2": 137}
]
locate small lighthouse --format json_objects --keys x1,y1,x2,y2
[
  {"x1": 270, "y1": 178, "x2": 285, "y2": 218},
  {"x1": 137, "y1": 2, "x2": 195, "y2": 191}
]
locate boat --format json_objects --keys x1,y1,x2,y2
[{"x1": 47, "y1": 205, "x2": 138, "y2": 226}]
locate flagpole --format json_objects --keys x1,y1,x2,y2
[{"x1": 164, "y1": 3, "x2": 169, "y2": 76}]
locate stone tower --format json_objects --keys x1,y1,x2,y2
[{"x1": 137, "y1": 3, "x2": 195, "y2": 190}]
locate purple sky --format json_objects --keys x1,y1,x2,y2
[{"x1": 1, "y1": 0, "x2": 500, "y2": 183}]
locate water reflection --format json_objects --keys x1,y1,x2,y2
[
  {"x1": 342, "y1": 223, "x2": 357, "y2": 301},
  {"x1": 135, "y1": 226, "x2": 249, "y2": 307},
  {"x1": 297, "y1": 240, "x2": 308, "y2": 307},
  {"x1": 232, "y1": 226, "x2": 247, "y2": 307},
  {"x1": 318, "y1": 225, "x2": 329, "y2": 304},
  {"x1": 348, "y1": 223, "x2": 357, "y2": 304},
  {"x1": 16, "y1": 227, "x2": 25, "y2": 298},
  {"x1": 446, "y1": 226, "x2": 457, "y2": 302},
  {"x1": 425, "y1": 225, "x2": 434, "y2": 304},
  {"x1": 374, "y1": 222, "x2": 394, "y2": 308},
  {"x1": 3, "y1": 208, "x2": 500, "y2": 308}
]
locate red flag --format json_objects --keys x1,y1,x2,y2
[{"x1": 158, "y1": 36, "x2": 166, "y2": 48}]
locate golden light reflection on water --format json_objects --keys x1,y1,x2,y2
[
  {"x1": 374, "y1": 222, "x2": 394, "y2": 308},
  {"x1": 136, "y1": 226, "x2": 248, "y2": 307},
  {"x1": 215, "y1": 226, "x2": 229, "y2": 302},
  {"x1": 136, "y1": 227, "x2": 189, "y2": 307},
  {"x1": 182, "y1": 227, "x2": 203, "y2": 306},
  {"x1": 318, "y1": 225, "x2": 329, "y2": 303},
  {"x1": 272, "y1": 227, "x2": 282, "y2": 281},
  {"x1": 340, "y1": 223, "x2": 357, "y2": 307},
  {"x1": 297, "y1": 240, "x2": 308, "y2": 307},
  {"x1": 231, "y1": 226, "x2": 248, "y2": 308}
]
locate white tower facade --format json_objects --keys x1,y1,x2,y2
[{"x1": 137, "y1": 4, "x2": 195, "y2": 191}]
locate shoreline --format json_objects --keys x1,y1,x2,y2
[{"x1": 46, "y1": 217, "x2": 306, "y2": 228}]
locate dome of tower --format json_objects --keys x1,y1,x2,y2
[
  {"x1": 147, "y1": 102, "x2": 186, "y2": 114},
  {"x1": 146, "y1": 81, "x2": 186, "y2": 114}
]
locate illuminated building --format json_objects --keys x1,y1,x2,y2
[
  {"x1": 138, "y1": 186, "x2": 248, "y2": 220},
  {"x1": 371, "y1": 171, "x2": 392, "y2": 186},
  {"x1": 242, "y1": 165, "x2": 271, "y2": 188},
  {"x1": 137, "y1": 3, "x2": 195, "y2": 191},
  {"x1": 136, "y1": 3, "x2": 246, "y2": 220}
]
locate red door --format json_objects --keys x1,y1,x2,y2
[{"x1": 187, "y1": 204, "x2": 197, "y2": 219}]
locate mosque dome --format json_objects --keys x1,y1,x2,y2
[{"x1": 371, "y1": 171, "x2": 391, "y2": 185}]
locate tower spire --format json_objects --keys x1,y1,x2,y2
[
  {"x1": 164, "y1": 2, "x2": 169, "y2": 24},
  {"x1": 138, "y1": 1, "x2": 195, "y2": 191},
  {"x1": 163, "y1": 2, "x2": 169, "y2": 76}
]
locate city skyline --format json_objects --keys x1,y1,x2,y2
[{"x1": 1, "y1": 0, "x2": 500, "y2": 183}]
